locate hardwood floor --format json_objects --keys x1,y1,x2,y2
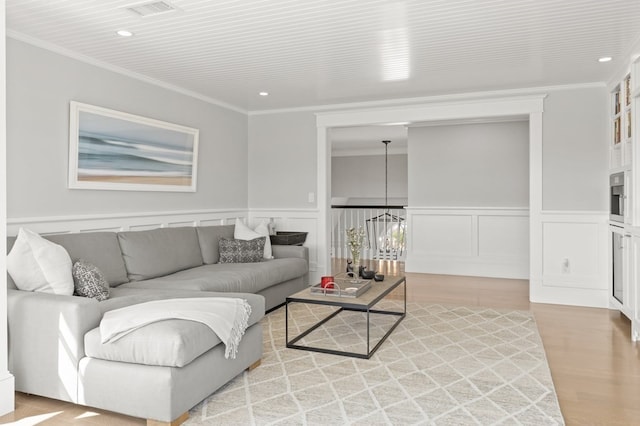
[{"x1": 2, "y1": 261, "x2": 639, "y2": 425}]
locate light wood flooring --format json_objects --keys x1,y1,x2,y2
[{"x1": 2, "y1": 260, "x2": 639, "y2": 425}]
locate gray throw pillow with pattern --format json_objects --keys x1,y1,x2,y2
[
  {"x1": 218, "y1": 237, "x2": 265, "y2": 263},
  {"x1": 72, "y1": 259, "x2": 110, "y2": 301}
]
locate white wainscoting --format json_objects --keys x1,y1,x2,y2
[
  {"x1": 250, "y1": 209, "x2": 320, "y2": 284},
  {"x1": 7, "y1": 208, "x2": 321, "y2": 284},
  {"x1": 530, "y1": 211, "x2": 609, "y2": 308},
  {"x1": 404, "y1": 207, "x2": 530, "y2": 279},
  {"x1": 6, "y1": 209, "x2": 248, "y2": 236}
]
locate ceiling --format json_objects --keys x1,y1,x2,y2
[{"x1": 6, "y1": 0, "x2": 640, "y2": 112}]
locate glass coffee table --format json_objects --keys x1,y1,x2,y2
[{"x1": 285, "y1": 274, "x2": 406, "y2": 359}]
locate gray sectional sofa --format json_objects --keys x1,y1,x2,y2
[{"x1": 6, "y1": 224, "x2": 309, "y2": 424}]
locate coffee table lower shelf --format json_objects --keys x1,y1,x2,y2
[{"x1": 285, "y1": 275, "x2": 406, "y2": 359}]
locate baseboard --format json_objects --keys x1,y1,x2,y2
[
  {"x1": 405, "y1": 254, "x2": 529, "y2": 279},
  {"x1": 530, "y1": 279, "x2": 609, "y2": 308},
  {"x1": 0, "y1": 373, "x2": 15, "y2": 416}
]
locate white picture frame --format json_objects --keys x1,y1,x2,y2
[{"x1": 68, "y1": 101, "x2": 199, "y2": 192}]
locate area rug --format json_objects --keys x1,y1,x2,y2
[{"x1": 186, "y1": 302, "x2": 565, "y2": 425}]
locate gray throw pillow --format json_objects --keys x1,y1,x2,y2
[
  {"x1": 218, "y1": 237, "x2": 265, "y2": 264},
  {"x1": 72, "y1": 259, "x2": 110, "y2": 301}
]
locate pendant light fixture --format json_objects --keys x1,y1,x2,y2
[{"x1": 365, "y1": 140, "x2": 406, "y2": 259}]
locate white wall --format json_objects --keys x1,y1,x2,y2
[
  {"x1": 542, "y1": 88, "x2": 608, "y2": 211},
  {"x1": 408, "y1": 121, "x2": 529, "y2": 207},
  {"x1": 6, "y1": 38, "x2": 249, "y2": 219},
  {"x1": 535, "y1": 87, "x2": 609, "y2": 307},
  {"x1": 405, "y1": 120, "x2": 530, "y2": 278},
  {"x1": 247, "y1": 111, "x2": 320, "y2": 282},
  {"x1": 331, "y1": 153, "x2": 407, "y2": 204},
  {"x1": 248, "y1": 88, "x2": 608, "y2": 214},
  {"x1": 248, "y1": 112, "x2": 317, "y2": 208}
]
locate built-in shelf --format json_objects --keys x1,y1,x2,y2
[{"x1": 609, "y1": 58, "x2": 640, "y2": 342}]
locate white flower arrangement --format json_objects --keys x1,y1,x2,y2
[{"x1": 346, "y1": 227, "x2": 365, "y2": 261}]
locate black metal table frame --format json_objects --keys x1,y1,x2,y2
[{"x1": 285, "y1": 277, "x2": 406, "y2": 359}]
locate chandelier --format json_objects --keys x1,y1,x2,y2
[{"x1": 365, "y1": 140, "x2": 406, "y2": 260}]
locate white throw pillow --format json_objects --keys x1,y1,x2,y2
[
  {"x1": 234, "y1": 218, "x2": 273, "y2": 259},
  {"x1": 7, "y1": 227, "x2": 74, "y2": 295}
]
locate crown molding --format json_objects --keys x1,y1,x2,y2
[{"x1": 6, "y1": 30, "x2": 248, "y2": 115}]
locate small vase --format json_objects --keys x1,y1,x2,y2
[
  {"x1": 349, "y1": 249, "x2": 361, "y2": 282},
  {"x1": 350, "y1": 249, "x2": 360, "y2": 267}
]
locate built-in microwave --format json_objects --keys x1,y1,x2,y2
[{"x1": 610, "y1": 172, "x2": 625, "y2": 223}]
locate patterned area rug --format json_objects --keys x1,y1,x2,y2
[{"x1": 186, "y1": 301, "x2": 565, "y2": 425}]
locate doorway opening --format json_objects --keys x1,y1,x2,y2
[
  {"x1": 316, "y1": 95, "x2": 544, "y2": 298},
  {"x1": 329, "y1": 126, "x2": 408, "y2": 276}
]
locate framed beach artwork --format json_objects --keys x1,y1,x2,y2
[{"x1": 68, "y1": 101, "x2": 199, "y2": 192}]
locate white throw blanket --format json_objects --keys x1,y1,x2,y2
[{"x1": 100, "y1": 297, "x2": 252, "y2": 359}]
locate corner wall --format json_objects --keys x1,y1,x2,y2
[
  {"x1": 535, "y1": 87, "x2": 610, "y2": 307},
  {"x1": 247, "y1": 111, "x2": 320, "y2": 282},
  {"x1": 247, "y1": 111, "x2": 317, "y2": 209},
  {"x1": 1, "y1": 0, "x2": 16, "y2": 415},
  {"x1": 542, "y1": 87, "x2": 608, "y2": 211}
]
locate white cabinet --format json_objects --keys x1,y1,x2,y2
[
  {"x1": 610, "y1": 225, "x2": 633, "y2": 320},
  {"x1": 632, "y1": 232, "x2": 640, "y2": 341},
  {"x1": 609, "y1": 61, "x2": 640, "y2": 342},
  {"x1": 610, "y1": 74, "x2": 633, "y2": 170}
]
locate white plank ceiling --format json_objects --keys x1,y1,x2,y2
[{"x1": 6, "y1": 0, "x2": 640, "y2": 111}]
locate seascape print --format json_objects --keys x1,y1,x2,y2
[
  {"x1": 78, "y1": 133, "x2": 193, "y2": 186},
  {"x1": 70, "y1": 103, "x2": 199, "y2": 192}
]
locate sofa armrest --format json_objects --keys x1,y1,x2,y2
[
  {"x1": 272, "y1": 244, "x2": 308, "y2": 261},
  {"x1": 7, "y1": 288, "x2": 102, "y2": 402}
]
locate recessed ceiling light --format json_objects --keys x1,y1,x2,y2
[
  {"x1": 259, "y1": 92, "x2": 269, "y2": 96},
  {"x1": 116, "y1": 30, "x2": 134, "y2": 37},
  {"x1": 598, "y1": 56, "x2": 612, "y2": 63}
]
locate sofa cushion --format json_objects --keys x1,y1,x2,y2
[
  {"x1": 32, "y1": 232, "x2": 129, "y2": 286},
  {"x1": 234, "y1": 218, "x2": 273, "y2": 259},
  {"x1": 196, "y1": 225, "x2": 235, "y2": 264},
  {"x1": 72, "y1": 260, "x2": 110, "y2": 301},
  {"x1": 84, "y1": 293, "x2": 265, "y2": 367},
  {"x1": 7, "y1": 228, "x2": 74, "y2": 295},
  {"x1": 119, "y1": 258, "x2": 308, "y2": 294},
  {"x1": 117, "y1": 227, "x2": 204, "y2": 281},
  {"x1": 219, "y1": 237, "x2": 265, "y2": 264},
  {"x1": 85, "y1": 319, "x2": 219, "y2": 367}
]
